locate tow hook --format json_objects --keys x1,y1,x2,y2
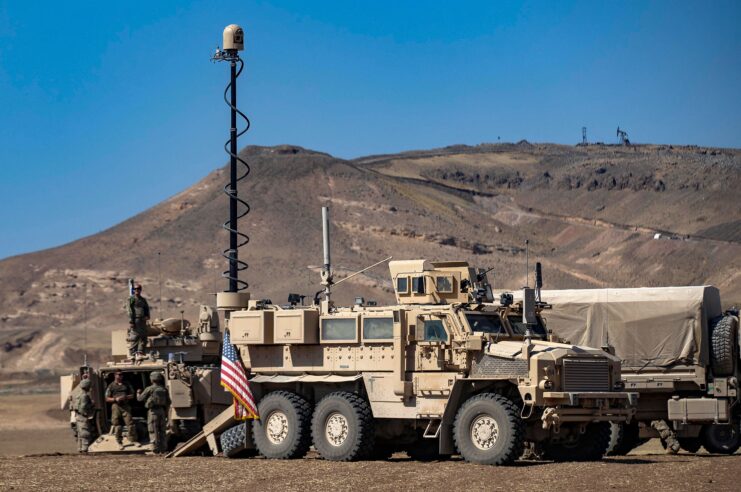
[{"x1": 541, "y1": 407, "x2": 559, "y2": 430}]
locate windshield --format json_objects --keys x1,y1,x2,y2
[
  {"x1": 507, "y1": 315, "x2": 547, "y2": 338},
  {"x1": 465, "y1": 313, "x2": 505, "y2": 334}
]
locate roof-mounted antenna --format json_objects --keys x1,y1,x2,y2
[
  {"x1": 158, "y1": 251, "x2": 163, "y2": 320},
  {"x1": 320, "y1": 206, "x2": 333, "y2": 302},
  {"x1": 524, "y1": 239, "x2": 530, "y2": 288},
  {"x1": 83, "y1": 282, "x2": 88, "y2": 367},
  {"x1": 333, "y1": 256, "x2": 393, "y2": 288}
]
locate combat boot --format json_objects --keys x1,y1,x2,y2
[{"x1": 665, "y1": 438, "x2": 680, "y2": 454}]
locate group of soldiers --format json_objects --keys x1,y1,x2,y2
[
  {"x1": 70, "y1": 369, "x2": 171, "y2": 454},
  {"x1": 69, "y1": 283, "x2": 172, "y2": 454}
]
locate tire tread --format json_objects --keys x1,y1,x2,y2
[
  {"x1": 311, "y1": 391, "x2": 375, "y2": 461},
  {"x1": 710, "y1": 315, "x2": 737, "y2": 377},
  {"x1": 252, "y1": 390, "x2": 312, "y2": 459},
  {"x1": 453, "y1": 393, "x2": 524, "y2": 466}
]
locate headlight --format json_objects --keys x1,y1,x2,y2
[
  {"x1": 613, "y1": 380, "x2": 625, "y2": 390},
  {"x1": 539, "y1": 379, "x2": 554, "y2": 390}
]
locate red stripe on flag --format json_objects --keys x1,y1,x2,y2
[{"x1": 221, "y1": 364, "x2": 254, "y2": 398}]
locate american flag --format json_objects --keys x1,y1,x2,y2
[{"x1": 220, "y1": 329, "x2": 258, "y2": 420}]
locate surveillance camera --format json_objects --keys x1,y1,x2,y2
[{"x1": 223, "y1": 24, "x2": 245, "y2": 51}]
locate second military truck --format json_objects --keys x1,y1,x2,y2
[{"x1": 530, "y1": 287, "x2": 740, "y2": 455}]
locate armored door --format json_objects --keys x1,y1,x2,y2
[{"x1": 412, "y1": 313, "x2": 451, "y2": 371}]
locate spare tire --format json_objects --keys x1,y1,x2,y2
[{"x1": 710, "y1": 315, "x2": 737, "y2": 377}]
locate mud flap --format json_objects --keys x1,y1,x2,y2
[{"x1": 439, "y1": 381, "x2": 465, "y2": 455}]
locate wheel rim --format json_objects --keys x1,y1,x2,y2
[
  {"x1": 470, "y1": 414, "x2": 499, "y2": 450},
  {"x1": 325, "y1": 412, "x2": 349, "y2": 447},
  {"x1": 265, "y1": 410, "x2": 289, "y2": 445}
]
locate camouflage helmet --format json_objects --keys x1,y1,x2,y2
[
  {"x1": 150, "y1": 371, "x2": 164, "y2": 383},
  {"x1": 79, "y1": 379, "x2": 92, "y2": 390}
]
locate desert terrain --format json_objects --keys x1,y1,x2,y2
[
  {"x1": 0, "y1": 393, "x2": 739, "y2": 492},
  {"x1": 0, "y1": 141, "x2": 738, "y2": 490},
  {"x1": 1, "y1": 142, "x2": 739, "y2": 381}
]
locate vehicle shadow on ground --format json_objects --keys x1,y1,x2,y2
[{"x1": 601, "y1": 458, "x2": 668, "y2": 465}]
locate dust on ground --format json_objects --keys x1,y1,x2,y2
[
  {"x1": 0, "y1": 453, "x2": 737, "y2": 492},
  {"x1": 0, "y1": 393, "x2": 736, "y2": 492}
]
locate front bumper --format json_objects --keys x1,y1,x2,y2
[{"x1": 539, "y1": 391, "x2": 639, "y2": 429}]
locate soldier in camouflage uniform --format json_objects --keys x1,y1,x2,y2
[
  {"x1": 137, "y1": 371, "x2": 171, "y2": 454},
  {"x1": 105, "y1": 370, "x2": 137, "y2": 448},
  {"x1": 67, "y1": 373, "x2": 89, "y2": 438},
  {"x1": 651, "y1": 419, "x2": 680, "y2": 454},
  {"x1": 74, "y1": 379, "x2": 96, "y2": 453},
  {"x1": 128, "y1": 283, "x2": 150, "y2": 358}
]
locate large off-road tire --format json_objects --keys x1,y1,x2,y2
[
  {"x1": 701, "y1": 422, "x2": 741, "y2": 454},
  {"x1": 221, "y1": 423, "x2": 249, "y2": 458},
  {"x1": 311, "y1": 392, "x2": 375, "y2": 461},
  {"x1": 606, "y1": 422, "x2": 647, "y2": 456},
  {"x1": 710, "y1": 315, "x2": 737, "y2": 377},
  {"x1": 453, "y1": 393, "x2": 524, "y2": 465},
  {"x1": 542, "y1": 422, "x2": 611, "y2": 461},
  {"x1": 605, "y1": 422, "x2": 623, "y2": 456},
  {"x1": 677, "y1": 437, "x2": 702, "y2": 453},
  {"x1": 252, "y1": 391, "x2": 312, "y2": 459}
]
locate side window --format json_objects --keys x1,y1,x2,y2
[
  {"x1": 436, "y1": 276, "x2": 453, "y2": 293},
  {"x1": 363, "y1": 317, "x2": 394, "y2": 340},
  {"x1": 397, "y1": 277, "x2": 409, "y2": 294},
  {"x1": 423, "y1": 319, "x2": 448, "y2": 342},
  {"x1": 412, "y1": 276, "x2": 426, "y2": 294},
  {"x1": 321, "y1": 318, "x2": 357, "y2": 341}
]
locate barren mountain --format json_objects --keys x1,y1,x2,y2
[{"x1": 1, "y1": 142, "x2": 739, "y2": 380}]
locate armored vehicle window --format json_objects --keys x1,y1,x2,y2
[
  {"x1": 507, "y1": 315, "x2": 547, "y2": 338},
  {"x1": 412, "y1": 276, "x2": 426, "y2": 294},
  {"x1": 465, "y1": 313, "x2": 504, "y2": 334},
  {"x1": 322, "y1": 318, "x2": 357, "y2": 340},
  {"x1": 397, "y1": 277, "x2": 409, "y2": 294},
  {"x1": 423, "y1": 319, "x2": 448, "y2": 342},
  {"x1": 436, "y1": 276, "x2": 453, "y2": 293},
  {"x1": 363, "y1": 317, "x2": 394, "y2": 340}
]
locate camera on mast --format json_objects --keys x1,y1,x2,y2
[{"x1": 223, "y1": 24, "x2": 244, "y2": 51}]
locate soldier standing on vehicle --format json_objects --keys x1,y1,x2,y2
[
  {"x1": 105, "y1": 370, "x2": 138, "y2": 449},
  {"x1": 128, "y1": 283, "x2": 150, "y2": 358},
  {"x1": 74, "y1": 379, "x2": 96, "y2": 453},
  {"x1": 137, "y1": 371, "x2": 171, "y2": 454}
]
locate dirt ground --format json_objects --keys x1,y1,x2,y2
[
  {"x1": 1, "y1": 453, "x2": 738, "y2": 492},
  {"x1": 0, "y1": 393, "x2": 738, "y2": 491}
]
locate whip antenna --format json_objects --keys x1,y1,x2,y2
[
  {"x1": 524, "y1": 239, "x2": 530, "y2": 288},
  {"x1": 83, "y1": 283, "x2": 88, "y2": 367},
  {"x1": 158, "y1": 251, "x2": 163, "y2": 319}
]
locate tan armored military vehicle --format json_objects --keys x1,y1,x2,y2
[
  {"x1": 216, "y1": 211, "x2": 637, "y2": 464},
  {"x1": 60, "y1": 308, "x2": 234, "y2": 452},
  {"x1": 525, "y1": 287, "x2": 741, "y2": 455}
]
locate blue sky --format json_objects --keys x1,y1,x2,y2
[{"x1": 0, "y1": 1, "x2": 739, "y2": 259}]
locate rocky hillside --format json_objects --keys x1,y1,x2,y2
[{"x1": 1, "y1": 142, "x2": 739, "y2": 379}]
